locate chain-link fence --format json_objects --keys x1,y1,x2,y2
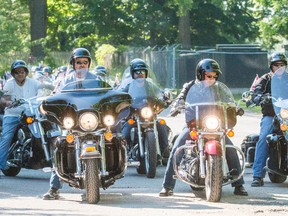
[{"x1": 113, "y1": 44, "x2": 268, "y2": 90}]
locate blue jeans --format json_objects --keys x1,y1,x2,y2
[
  {"x1": 252, "y1": 116, "x2": 274, "y2": 178},
  {"x1": 49, "y1": 171, "x2": 62, "y2": 190},
  {"x1": 0, "y1": 116, "x2": 20, "y2": 170},
  {"x1": 162, "y1": 127, "x2": 245, "y2": 190}
]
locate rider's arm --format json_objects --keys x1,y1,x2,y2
[{"x1": 252, "y1": 73, "x2": 271, "y2": 106}]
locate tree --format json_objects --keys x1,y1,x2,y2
[{"x1": 28, "y1": 0, "x2": 47, "y2": 58}]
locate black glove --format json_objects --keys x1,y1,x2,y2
[
  {"x1": 253, "y1": 95, "x2": 262, "y2": 106},
  {"x1": 236, "y1": 107, "x2": 244, "y2": 116}
]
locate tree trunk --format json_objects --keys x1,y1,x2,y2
[
  {"x1": 178, "y1": 12, "x2": 191, "y2": 49},
  {"x1": 28, "y1": 0, "x2": 47, "y2": 59}
]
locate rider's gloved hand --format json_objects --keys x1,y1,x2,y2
[{"x1": 253, "y1": 94, "x2": 262, "y2": 106}]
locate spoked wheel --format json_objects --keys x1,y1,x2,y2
[{"x1": 268, "y1": 172, "x2": 287, "y2": 183}]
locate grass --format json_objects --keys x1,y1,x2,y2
[{"x1": 234, "y1": 93, "x2": 261, "y2": 114}]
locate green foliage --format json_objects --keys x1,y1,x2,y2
[{"x1": 95, "y1": 44, "x2": 117, "y2": 66}]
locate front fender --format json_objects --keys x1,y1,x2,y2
[{"x1": 204, "y1": 140, "x2": 222, "y2": 156}]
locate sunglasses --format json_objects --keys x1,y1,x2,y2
[
  {"x1": 273, "y1": 63, "x2": 286, "y2": 67},
  {"x1": 14, "y1": 70, "x2": 26, "y2": 75},
  {"x1": 205, "y1": 74, "x2": 218, "y2": 79},
  {"x1": 134, "y1": 70, "x2": 146, "y2": 75},
  {"x1": 76, "y1": 61, "x2": 89, "y2": 65}
]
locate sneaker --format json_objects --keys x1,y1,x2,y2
[
  {"x1": 43, "y1": 187, "x2": 60, "y2": 200},
  {"x1": 159, "y1": 188, "x2": 173, "y2": 197},
  {"x1": 251, "y1": 177, "x2": 264, "y2": 187},
  {"x1": 234, "y1": 185, "x2": 248, "y2": 196}
]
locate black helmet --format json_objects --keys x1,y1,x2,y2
[
  {"x1": 43, "y1": 66, "x2": 52, "y2": 74},
  {"x1": 196, "y1": 58, "x2": 222, "y2": 81},
  {"x1": 269, "y1": 52, "x2": 287, "y2": 68},
  {"x1": 69, "y1": 48, "x2": 91, "y2": 69},
  {"x1": 94, "y1": 65, "x2": 108, "y2": 77},
  {"x1": 130, "y1": 58, "x2": 148, "y2": 79},
  {"x1": 11, "y1": 60, "x2": 29, "y2": 77}
]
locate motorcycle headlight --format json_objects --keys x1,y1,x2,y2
[
  {"x1": 63, "y1": 116, "x2": 75, "y2": 129},
  {"x1": 141, "y1": 107, "x2": 153, "y2": 119},
  {"x1": 280, "y1": 108, "x2": 288, "y2": 119},
  {"x1": 103, "y1": 115, "x2": 115, "y2": 126},
  {"x1": 79, "y1": 112, "x2": 98, "y2": 131},
  {"x1": 203, "y1": 115, "x2": 220, "y2": 132}
]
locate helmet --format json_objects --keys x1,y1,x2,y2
[
  {"x1": 11, "y1": 60, "x2": 29, "y2": 77},
  {"x1": 59, "y1": 66, "x2": 67, "y2": 72},
  {"x1": 196, "y1": 58, "x2": 222, "y2": 81},
  {"x1": 269, "y1": 52, "x2": 287, "y2": 68},
  {"x1": 94, "y1": 65, "x2": 108, "y2": 77},
  {"x1": 43, "y1": 66, "x2": 52, "y2": 74},
  {"x1": 130, "y1": 58, "x2": 148, "y2": 79},
  {"x1": 69, "y1": 48, "x2": 91, "y2": 69}
]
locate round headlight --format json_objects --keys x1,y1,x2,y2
[
  {"x1": 203, "y1": 115, "x2": 220, "y2": 132},
  {"x1": 79, "y1": 112, "x2": 98, "y2": 131},
  {"x1": 141, "y1": 107, "x2": 153, "y2": 119},
  {"x1": 280, "y1": 108, "x2": 288, "y2": 119},
  {"x1": 63, "y1": 116, "x2": 75, "y2": 129},
  {"x1": 103, "y1": 115, "x2": 115, "y2": 126}
]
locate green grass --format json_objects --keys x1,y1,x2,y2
[{"x1": 234, "y1": 93, "x2": 261, "y2": 114}]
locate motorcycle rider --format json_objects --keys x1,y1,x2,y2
[
  {"x1": 159, "y1": 58, "x2": 248, "y2": 196},
  {"x1": 121, "y1": 58, "x2": 171, "y2": 164},
  {"x1": 0, "y1": 60, "x2": 54, "y2": 174},
  {"x1": 43, "y1": 47, "x2": 96, "y2": 199},
  {"x1": 94, "y1": 65, "x2": 114, "y2": 86},
  {"x1": 251, "y1": 52, "x2": 288, "y2": 187}
]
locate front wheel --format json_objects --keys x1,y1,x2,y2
[
  {"x1": 268, "y1": 172, "x2": 287, "y2": 183},
  {"x1": 84, "y1": 159, "x2": 100, "y2": 204},
  {"x1": 144, "y1": 131, "x2": 157, "y2": 178},
  {"x1": 205, "y1": 155, "x2": 223, "y2": 202}
]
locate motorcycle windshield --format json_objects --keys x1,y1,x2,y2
[
  {"x1": 185, "y1": 80, "x2": 236, "y2": 125},
  {"x1": 61, "y1": 79, "x2": 112, "y2": 92},
  {"x1": 128, "y1": 78, "x2": 165, "y2": 110},
  {"x1": 271, "y1": 67, "x2": 288, "y2": 113}
]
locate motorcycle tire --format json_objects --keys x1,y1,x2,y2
[
  {"x1": 268, "y1": 172, "x2": 287, "y2": 183},
  {"x1": 205, "y1": 155, "x2": 223, "y2": 202},
  {"x1": 84, "y1": 159, "x2": 100, "y2": 204},
  {"x1": 136, "y1": 158, "x2": 146, "y2": 175},
  {"x1": 144, "y1": 131, "x2": 157, "y2": 178},
  {"x1": 1, "y1": 166, "x2": 21, "y2": 177}
]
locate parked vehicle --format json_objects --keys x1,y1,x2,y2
[
  {"x1": 172, "y1": 80, "x2": 245, "y2": 202},
  {"x1": 40, "y1": 79, "x2": 132, "y2": 204}
]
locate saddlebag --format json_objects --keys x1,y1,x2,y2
[{"x1": 241, "y1": 134, "x2": 259, "y2": 167}]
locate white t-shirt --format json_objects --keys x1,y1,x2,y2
[{"x1": 4, "y1": 77, "x2": 41, "y2": 117}]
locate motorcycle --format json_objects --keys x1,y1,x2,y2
[
  {"x1": 265, "y1": 67, "x2": 288, "y2": 183},
  {"x1": 172, "y1": 80, "x2": 245, "y2": 202},
  {"x1": 2, "y1": 96, "x2": 61, "y2": 176},
  {"x1": 123, "y1": 77, "x2": 171, "y2": 178},
  {"x1": 40, "y1": 79, "x2": 132, "y2": 204}
]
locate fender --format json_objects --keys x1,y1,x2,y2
[{"x1": 204, "y1": 139, "x2": 222, "y2": 156}]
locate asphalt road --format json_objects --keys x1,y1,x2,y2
[{"x1": 0, "y1": 112, "x2": 288, "y2": 216}]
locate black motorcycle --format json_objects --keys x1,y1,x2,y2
[
  {"x1": 40, "y1": 79, "x2": 132, "y2": 204},
  {"x1": 241, "y1": 67, "x2": 288, "y2": 183},
  {"x1": 124, "y1": 78, "x2": 170, "y2": 178},
  {"x1": 2, "y1": 96, "x2": 60, "y2": 176}
]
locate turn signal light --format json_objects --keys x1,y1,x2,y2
[
  {"x1": 159, "y1": 119, "x2": 166, "y2": 125},
  {"x1": 26, "y1": 117, "x2": 34, "y2": 124},
  {"x1": 189, "y1": 130, "x2": 198, "y2": 140},
  {"x1": 66, "y1": 134, "x2": 74, "y2": 143},
  {"x1": 127, "y1": 119, "x2": 135, "y2": 125},
  {"x1": 227, "y1": 130, "x2": 234, "y2": 137},
  {"x1": 105, "y1": 131, "x2": 113, "y2": 141},
  {"x1": 280, "y1": 123, "x2": 287, "y2": 131}
]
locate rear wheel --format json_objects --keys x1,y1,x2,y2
[
  {"x1": 144, "y1": 131, "x2": 157, "y2": 178},
  {"x1": 84, "y1": 159, "x2": 100, "y2": 204},
  {"x1": 205, "y1": 155, "x2": 223, "y2": 202}
]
